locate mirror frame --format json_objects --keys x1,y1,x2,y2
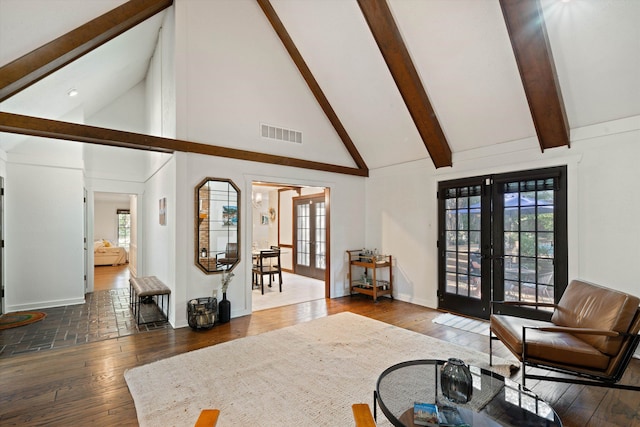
[{"x1": 195, "y1": 177, "x2": 241, "y2": 274}]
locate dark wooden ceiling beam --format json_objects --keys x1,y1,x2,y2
[
  {"x1": 500, "y1": 0, "x2": 570, "y2": 150},
  {"x1": 0, "y1": 112, "x2": 368, "y2": 177},
  {"x1": 256, "y1": 0, "x2": 369, "y2": 174},
  {"x1": 0, "y1": 0, "x2": 174, "y2": 102},
  {"x1": 357, "y1": 0, "x2": 452, "y2": 169}
]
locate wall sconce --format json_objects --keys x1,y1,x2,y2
[{"x1": 252, "y1": 191, "x2": 263, "y2": 208}]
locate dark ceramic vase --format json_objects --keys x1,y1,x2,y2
[
  {"x1": 218, "y1": 292, "x2": 231, "y2": 323},
  {"x1": 441, "y1": 358, "x2": 473, "y2": 403}
]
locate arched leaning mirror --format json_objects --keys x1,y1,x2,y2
[{"x1": 195, "y1": 177, "x2": 240, "y2": 274}]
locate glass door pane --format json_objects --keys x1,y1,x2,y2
[
  {"x1": 296, "y1": 203, "x2": 310, "y2": 267},
  {"x1": 444, "y1": 188, "x2": 482, "y2": 299},
  {"x1": 502, "y1": 189, "x2": 555, "y2": 306},
  {"x1": 438, "y1": 179, "x2": 490, "y2": 318},
  {"x1": 492, "y1": 167, "x2": 568, "y2": 320},
  {"x1": 294, "y1": 195, "x2": 326, "y2": 280},
  {"x1": 314, "y1": 202, "x2": 326, "y2": 270}
]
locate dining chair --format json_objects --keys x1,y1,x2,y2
[{"x1": 252, "y1": 248, "x2": 282, "y2": 294}]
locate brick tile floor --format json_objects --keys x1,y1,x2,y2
[{"x1": 0, "y1": 289, "x2": 170, "y2": 357}]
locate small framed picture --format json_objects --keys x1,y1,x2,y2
[{"x1": 261, "y1": 213, "x2": 269, "y2": 225}]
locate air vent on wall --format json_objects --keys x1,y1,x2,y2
[{"x1": 261, "y1": 123, "x2": 302, "y2": 144}]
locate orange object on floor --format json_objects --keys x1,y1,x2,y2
[
  {"x1": 194, "y1": 409, "x2": 220, "y2": 426},
  {"x1": 352, "y1": 403, "x2": 377, "y2": 427}
]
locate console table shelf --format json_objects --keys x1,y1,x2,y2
[{"x1": 347, "y1": 250, "x2": 393, "y2": 302}]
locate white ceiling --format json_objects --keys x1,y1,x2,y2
[{"x1": 0, "y1": 0, "x2": 638, "y2": 171}]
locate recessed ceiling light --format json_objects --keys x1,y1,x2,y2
[{"x1": 67, "y1": 88, "x2": 78, "y2": 97}]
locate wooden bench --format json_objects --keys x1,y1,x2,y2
[{"x1": 129, "y1": 276, "x2": 171, "y2": 325}]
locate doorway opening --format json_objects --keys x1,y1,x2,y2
[
  {"x1": 251, "y1": 182, "x2": 329, "y2": 311},
  {"x1": 93, "y1": 192, "x2": 137, "y2": 292}
]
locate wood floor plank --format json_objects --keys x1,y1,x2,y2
[{"x1": 2, "y1": 288, "x2": 639, "y2": 426}]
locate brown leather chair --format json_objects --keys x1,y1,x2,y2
[
  {"x1": 490, "y1": 279, "x2": 640, "y2": 390},
  {"x1": 215, "y1": 243, "x2": 238, "y2": 269}
]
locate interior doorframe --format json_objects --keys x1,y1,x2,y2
[{"x1": 249, "y1": 180, "x2": 330, "y2": 301}]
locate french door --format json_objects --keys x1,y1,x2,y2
[
  {"x1": 438, "y1": 167, "x2": 567, "y2": 320},
  {"x1": 293, "y1": 194, "x2": 326, "y2": 281}
]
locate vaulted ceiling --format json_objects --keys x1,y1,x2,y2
[{"x1": 0, "y1": 0, "x2": 638, "y2": 176}]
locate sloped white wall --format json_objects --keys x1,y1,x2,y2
[
  {"x1": 0, "y1": 0, "x2": 127, "y2": 66},
  {"x1": 366, "y1": 117, "x2": 640, "y2": 308},
  {"x1": 146, "y1": 6, "x2": 176, "y2": 139},
  {"x1": 173, "y1": 0, "x2": 356, "y2": 168},
  {"x1": 88, "y1": 82, "x2": 147, "y2": 134}
]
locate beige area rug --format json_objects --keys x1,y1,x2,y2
[
  {"x1": 433, "y1": 312, "x2": 490, "y2": 336},
  {"x1": 125, "y1": 312, "x2": 517, "y2": 427}
]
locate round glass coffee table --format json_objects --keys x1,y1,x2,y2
[{"x1": 374, "y1": 359, "x2": 562, "y2": 427}]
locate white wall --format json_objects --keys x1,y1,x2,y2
[
  {"x1": 142, "y1": 155, "x2": 177, "y2": 323},
  {"x1": 251, "y1": 190, "x2": 270, "y2": 250},
  {"x1": 173, "y1": 0, "x2": 355, "y2": 167},
  {"x1": 172, "y1": 152, "x2": 366, "y2": 328},
  {"x1": 94, "y1": 198, "x2": 129, "y2": 243},
  {"x1": 129, "y1": 194, "x2": 139, "y2": 277},
  {"x1": 5, "y1": 161, "x2": 85, "y2": 310},
  {"x1": 88, "y1": 82, "x2": 147, "y2": 134},
  {"x1": 366, "y1": 117, "x2": 640, "y2": 308},
  {"x1": 573, "y1": 126, "x2": 640, "y2": 296}
]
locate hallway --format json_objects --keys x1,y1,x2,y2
[
  {"x1": 0, "y1": 265, "x2": 169, "y2": 357},
  {"x1": 1, "y1": 265, "x2": 327, "y2": 357}
]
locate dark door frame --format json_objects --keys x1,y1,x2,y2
[{"x1": 438, "y1": 166, "x2": 568, "y2": 320}]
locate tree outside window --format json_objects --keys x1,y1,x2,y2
[{"x1": 117, "y1": 209, "x2": 130, "y2": 248}]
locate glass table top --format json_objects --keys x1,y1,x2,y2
[{"x1": 375, "y1": 359, "x2": 562, "y2": 427}]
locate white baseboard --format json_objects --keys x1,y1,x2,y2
[{"x1": 6, "y1": 296, "x2": 86, "y2": 312}]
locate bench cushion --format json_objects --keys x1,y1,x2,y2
[
  {"x1": 130, "y1": 276, "x2": 171, "y2": 297},
  {"x1": 552, "y1": 280, "x2": 640, "y2": 355},
  {"x1": 491, "y1": 314, "x2": 610, "y2": 370}
]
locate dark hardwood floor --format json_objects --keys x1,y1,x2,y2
[{"x1": 0, "y1": 268, "x2": 638, "y2": 426}]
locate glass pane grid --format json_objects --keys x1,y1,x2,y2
[
  {"x1": 117, "y1": 212, "x2": 130, "y2": 247},
  {"x1": 297, "y1": 204, "x2": 310, "y2": 266},
  {"x1": 443, "y1": 187, "x2": 482, "y2": 299},
  {"x1": 503, "y1": 187, "x2": 555, "y2": 309}
]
